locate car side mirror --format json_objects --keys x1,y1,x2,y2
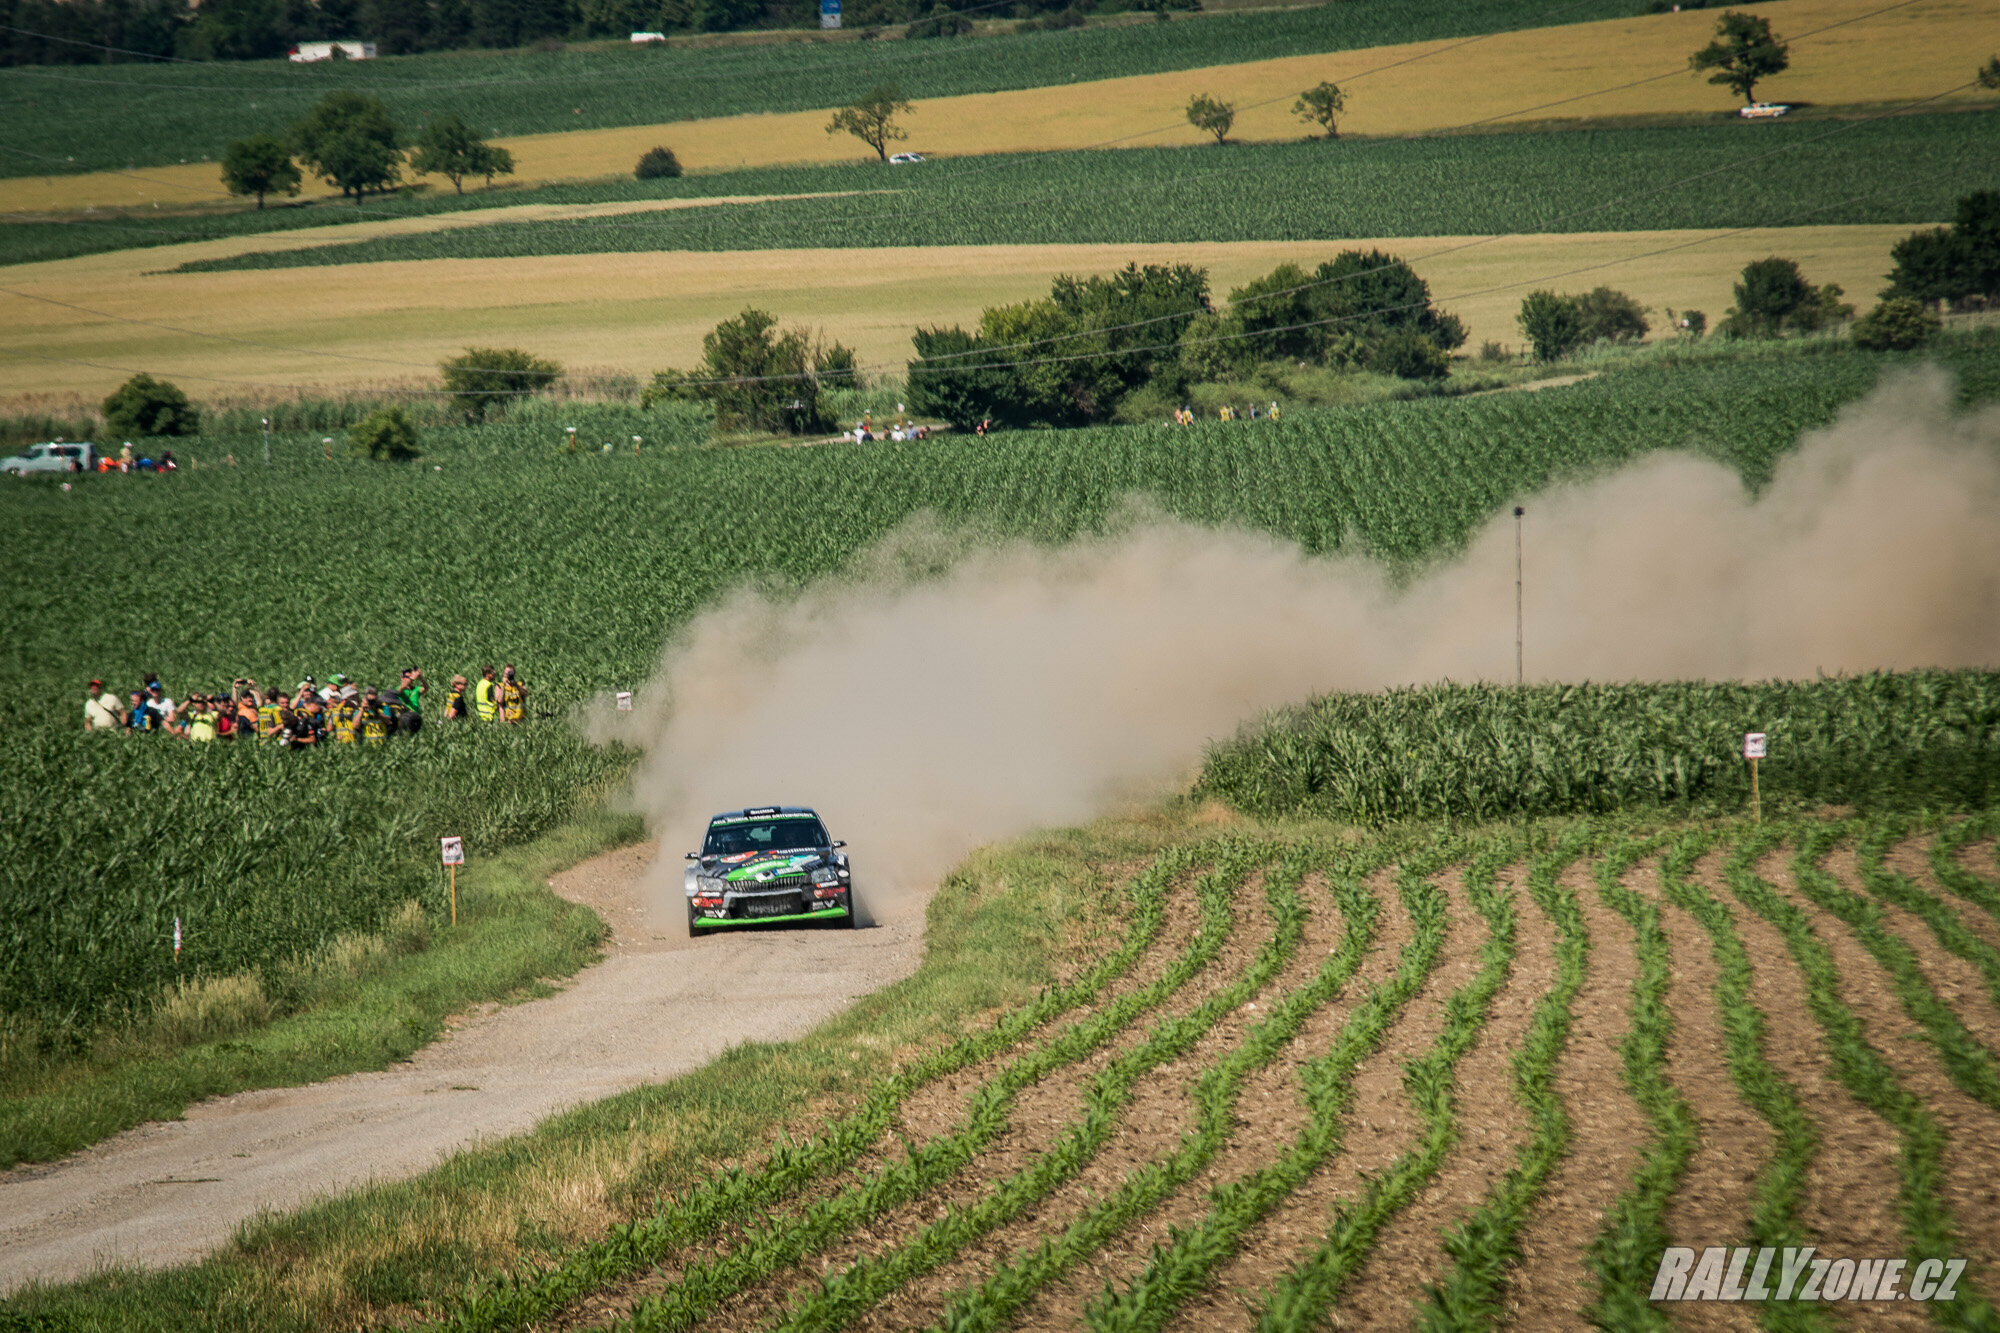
[
  {"x1": 832, "y1": 840, "x2": 846, "y2": 849},
  {"x1": 684, "y1": 851, "x2": 699, "y2": 861}
]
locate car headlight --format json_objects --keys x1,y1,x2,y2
[
  {"x1": 697, "y1": 875, "x2": 725, "y2": 894},
  {"x1": 810, "y1": 866, "x2": 839, "y2": 886}
]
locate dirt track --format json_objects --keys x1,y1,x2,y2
[{"x1": 0, "y1": 841, "x2": 923, "y2": 1296}]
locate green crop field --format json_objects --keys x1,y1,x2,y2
[
  {"x1": 5, "y1": 335, "x2": 1997, "y2": 1045},
  {"x1": 151, "y1": 110, "x2": 2000, "y2": 275},
  {"x1": 0, "y1": 0, "x2": 1651, "y2": 181}
]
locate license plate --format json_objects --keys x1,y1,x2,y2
[{"x1": 746, "y1": 897, "x2": 795, "y2": 917}]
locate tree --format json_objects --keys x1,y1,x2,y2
[
  {"x1": 1883, "y1": 226, "x2": 1969, "y2": 306},
  {"x1": 826, "y1": 82, "x2": 912, "y2": 162},
  {"x1": 1690, "y1": 11, "x2": 1789, "y2": 105},
  {"x1": 1367, "y1": 328, "x2": 1449, "y2": 380},
  {"x1": 1851, "y1": 297, "x2": 1940, "y2": 351},
  {"x1": 1185, "y1": 93, "x2": 1234, "y2": 146},
  {"x1": 1517, "y1": 290, "x2": 1585, "y2": 362},
  {"x1": 349, "y1": 406, "x2": 421, "y2": 461},
  {"x1": 292, "y1": 92, "x2": 403, "y2": 202},
  {"x1": 439, "y1": 347, "x2": 561, "y2": 421},
  {"x1": 635, "y1": 146, "x2": 683, "y2": 179},
  {"x1": 1724, "y1": 256, "x2": 1808, "y2": 336},
  {"x1": 906, "y1": 2, "x2": 971, "y2": 38},
  {"x1": 1979, "y1": 54, "x2": 2000, "y2": 89},
  {"x1": 688, "y1": 309, "x2": 830, "y2": 434},
  {"x1": 1573, "y1": 286, "x2": 1651, "y2": 343},
  {"x1": 220, "y1": 134, "x2": 301, "y2": 209},
  {"x1": 411, "y1": 114, "x2": 513, "y2": 194},
  {"x1": 1788, "y1": 282, "x2": 1854, "y2": 334},
  {"x1": 1955, "y1": 188, "x2": 2000, "y2": 303},
  {"x1": 103, "y1": 373, "x2": 198, "y2": 437},
  {"x1": 1293, "y1": 81, "x2": 1346, "y2": 139}
]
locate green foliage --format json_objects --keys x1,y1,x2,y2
[
  {"x1": 679, "y1": 308, "x2": 832, "y2": 434},
  {"x1": 1517, "y1": 289, "x2": 1584, "y2": 361},
  {"x1": 634, "y1": 145, "x2": 683, "y2": 180},
  {"x1": 1293, "y1": 80, "x2": 1346, "y2": 138},
  {"x1": 1689, "y1": 9, "x2": 1788, "y2": 105},
  {"x1": 1720, "y1": 257, "x2": 1848, "y2": 338},
  {"x1": 291, "y1": 91, "x2": 404, "y2": 201},
  {"x1": 1886, "y1": 189, "x2": 2000, "y2": 309},
  {"x1": 1184, "y1": 92, "x2": 1233, "y2": 145},
  {"x1": 905, "y1": 2, "x2": 972, "y2": 39},
  {"x1": 1852, "y1": 296, "x2": 1941, "y2": 351},
  {"x1": 411, "y1": 113, "x2": 514, "y2": 194},
  {"x1": 1196, "y1": 672, "x2": 2000, "y2": 824},
  {"x1": 825, "y1": 81, "x2": 911, "y2": 162},
  {"x1": 150, "y1": 112, "x2": 2000, "y2": 275},
  {"x1": 101, "y1": 373, "x2": 198, "y2": 438},
  {"x1": 439, "y1": 346, "x2": 563, "y2": 421},
  {"x1": 219, "y1": 132, "x2": 301, "y2": 208},
  {"x1": 348, "y1": 405, "x2": 423, "y2": 459},
  {"x1": 1981, "y1": 54, "x2": 2000, "y2": 90},
  {"x1": 1574, "y1": 285, "x2": 1651, "y2": 343}
]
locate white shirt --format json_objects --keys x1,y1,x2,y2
[{"x1": 85, "y1": 691, "x2": 120, "y2": 729}]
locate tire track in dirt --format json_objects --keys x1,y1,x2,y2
[
  {"x1": 684, "y1": 867, "x2": 1286, "y2": 1333},
  {"x1": 994, "y1": 870, "x2": 1351, "y2": 1333},
  {"x1": 1163, "y1": 864, "x2": 1421, "y2": 1333},
  {"x1": 1850, "y1": 842, "x2": 2000, "y2": 1062},
  {"x1": 1506, "y1": 857, "x2": 1647, "y2": 1332},
  {"x1": 1323, "y1": 862, "x2": 1551, "y2": 1333},
  {"x1": 1716, "y1": 849, "x2": 1926, "y2": 1332},
  {"x1": 1764, "y1": 849, "x2": 2000, "y2": 1291},
  {"x1": 1158, "y1": 865, "x2": 1463, "y2": 1333},
  {"x1": 547, "y1": 864, "x2": 1218, "y2": 1333},
  {"x1": 1629, "y1": 852, "x2": 1774, "y2": 1333}
]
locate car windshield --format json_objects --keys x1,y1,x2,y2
[{"x1": 704, "y1": 816, "x2": 828, "y2": 858}]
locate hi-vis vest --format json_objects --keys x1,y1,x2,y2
[
  {"x1": 331, "y1": 701, "x2": 360, "y2": 742},
  {"x1": 474, "y1": 678, "x2": 497, "y2": 721}
]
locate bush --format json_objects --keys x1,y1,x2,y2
[
  {"x1": 1574, "y1": 285, "x2": 1651, "y2": 344},
  {"x1": 439, "y1": 347, "x2": 563, "y2": 422},
  {"x1": 349, "y1": 406, "x2": 422, "y2": 460},
  {"x1": 102, "y1": 373, "x2": 198, "y2": 438},
  {"x1": 635, "y1": 146, "x2": 683, "y2": 180},
  {"x1": 1368, "y1": 329, "x2": 1450, "y2": 380},
  {"x1": 1851, "y1": 297, "x2": 1941, "y2": 351},
  {"x1": 1517, "y1": 290, "x2": 1584, "y2": 362}
]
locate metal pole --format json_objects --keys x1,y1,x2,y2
[
  {"x1": 1513, "y1": 506, "x2": 1525, "y2": 686},
  {"x1": 262, "y1": 417, "x2": 271, "y2": 467}
]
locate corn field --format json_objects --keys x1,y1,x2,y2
[{"x1": 415, "y1": 813, "x2": 2000, "y2": 1330}]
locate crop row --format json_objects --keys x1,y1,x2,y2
[
  {"x1": 0, "y1": 0, "x2": 1648, "y2": 180},
  {"x1": 166, "y1": 111, "x2": 2000, "y2": 274},
  {"x1": 7, "y1": 338, "x2": 1998, "y2": 1032},
  {"x1": 404, "y1": 816, "x2": 2000, "y2": 1329}
]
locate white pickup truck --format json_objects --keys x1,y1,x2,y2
[{"x1": 1, "y1": 442, "x2": 98, "y2": 475}]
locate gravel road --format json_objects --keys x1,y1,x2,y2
[{"x1": 0, "y1": 842, "x2": 923, "y2": 1295}]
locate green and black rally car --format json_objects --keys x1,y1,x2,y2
[{"x1": 682, "y1": 806, "x2": 855, "y2": 936}]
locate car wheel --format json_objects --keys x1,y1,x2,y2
[
  {"x1": 686, "y1": 898, "x2": 699, "y2": 938},
  {"x1": 840, "y1": 889, "x2": 858, "y2": 928}
]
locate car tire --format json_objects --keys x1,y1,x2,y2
[
  {"x1": 686, "y1": 898, "x2": 699, "y2": 938},
  {"x1": 840, "y1": 889, "x2": 858, "y2": 928}
]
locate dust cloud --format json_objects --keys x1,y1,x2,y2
[{"x1": 590, "y1": 368, "x2": 2000, "y2": 924}]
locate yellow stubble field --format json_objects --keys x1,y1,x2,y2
[
  {"x1": 2, "y1": 223, "x2": 1915, "y2": 402},
  {"x1": 4, "y1": 0, "x2": 1988, "y2": 214}
]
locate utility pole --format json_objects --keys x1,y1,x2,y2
[
  {"x1": 1514, "y1": 506, "x2": 1525, "y2": 686},
  {"x1": 262, "y1": 417, "x2": 271, "y2": 467}
]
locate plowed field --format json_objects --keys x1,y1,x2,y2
[{"x1": 433, "y1": 813, "x2": 2000, "y2": 1331}]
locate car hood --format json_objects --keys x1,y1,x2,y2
[{"x1": 717, "y1": 849, "x2": 825, "y2": 884}]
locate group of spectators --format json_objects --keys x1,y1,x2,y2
[
  {"x1": 83, "y1": 665, "x2": 531, "y2": 748},
  {"x1": 1171, "y1": 402, "x2": 1281, "y2": 425}
]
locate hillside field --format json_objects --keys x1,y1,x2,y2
[{"x1": 5, "y1": 0, "x2": 1990, "y2": 213}]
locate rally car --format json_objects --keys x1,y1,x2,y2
[{"x1": 683, "y1": 806, "x2": 855, "y2": 936}]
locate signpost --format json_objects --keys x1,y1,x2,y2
[
  {"x1": 441, "y1": 835, "x2": 465, "y2": 924},
  {"x1": 820, "y1": 0, "x2": 840, "y2": 27},
  {"x1": 1743, "y1": 733, "x2": 1767, "y2": 824},
  {"x1": 616, "y1": 691, "x2": 633, "y2": 711}
]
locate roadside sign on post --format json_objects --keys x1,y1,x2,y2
[
  {"x1": 616, "y1": 691, "x2": 633, "y2": 712},
  {"x1": 1743, "y1": 733, "x2": 1766, "y2": 824},
  {"x1": 820, "y1": 0, "x2": 840, "y2": 27},
  {"x1": 441, "y1": 836, "x2": 464, "y2": 925}
]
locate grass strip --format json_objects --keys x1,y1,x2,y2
[
  {"x1": 754, "y1": 837, "x2": 1322, "y2": 1333},
  {"x1": 0, "y1": 802, "x2": 632, "y2": 1170},
  {"x1": 1722, "y1": 829, "x2": 1998, "y2": 1330},
  {"x1": 433, "y1": 841, "x2": 1221, "y2": 1333},
  {"x1": 1247, "y1": 828, "x2": 1535, "y2": 1331},
  {"x1": 1650, "y1": 827, "x2": 1831, "y2": 1333},
  {"x1": 1928, "y1": 814, "x2": 2000, "y2": 931},
  {"x1": 601, "y1": 842, "x2": 1272, "y2": 1333},
  {"x1": 1855, "y1": 819, "x2": 2000, "y2": 1029},
  {"x1": 1085, "y1": 835, "x2": 1520, "y2": 1333},
  {"x1": 1788, "y1": 825, "x2": 2000, "y2": 1110},
  {"x1": 1414, "y1": 830, "x2": 1609, "y2": 1331},
  {"x1": 1581, "y1": 833, "x2": 1702, "y2": 1330}
]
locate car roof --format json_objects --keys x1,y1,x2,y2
[{"x1": 707, "y1": 806, "x2": 821, "y2": 825}]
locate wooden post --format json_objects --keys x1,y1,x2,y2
[
  {"x1": 1750, "y1": 757, "x2": 1761, "y2": 826},
  {"x1": 450, "y1": 863, "x2": 457, "y2": 926}
]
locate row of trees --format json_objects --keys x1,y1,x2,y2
[
  {"x1": 221, "y1": 92, "x2": 514, "y2": 204},
  {"x1": 1882, "y1": 191, "x2": 2000, "y2": 313}
]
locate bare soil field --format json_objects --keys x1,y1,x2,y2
[{"x1": 0, "y1": 226, "x2": 1913, "y2": 401}]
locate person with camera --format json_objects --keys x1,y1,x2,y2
[
  {"x1": 497, "y1": 664, "x2": 528, "y2": 724},
  {"x1": 397, "y1": 667, "x2": 425, "y2": 735}
]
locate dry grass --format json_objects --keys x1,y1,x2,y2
[
  {"x1": 0, "y1": 225, "x2": 1916, "y2": 400},
  {"x1": 4, "y1": 0, "x2": 1986, "y2": 214}
]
